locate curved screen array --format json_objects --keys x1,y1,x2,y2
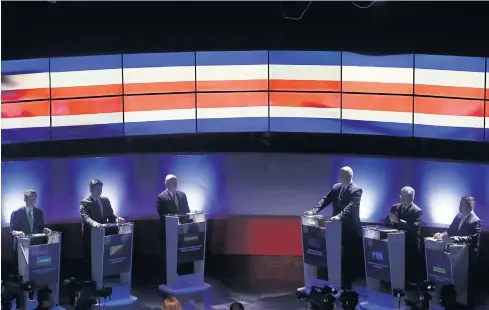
[
  {"x1": 1, "y1": 153, "x2": 489, "y2": 230},
  {"x1": 2, "y1": 51, "x2": 488, "y2": 144}
]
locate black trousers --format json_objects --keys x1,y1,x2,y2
[
  {"x1": 342, "y1": 231, "x2": 363, "y2": 290},
  {"x1": 82, "y1": 235, "x2": 92, "y2": 280}
]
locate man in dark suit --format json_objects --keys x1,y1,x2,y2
[
  {"x1": 305, "y1": 166, "x2": 363, "y2": 289},
  {"x1": 384, "y1": 186, "x2": 423, "y2": 285},
  {"x1": 433, "y1": 196, "x2": 481, "y2": 309},
  {"x1": 79, "y1": 179, "x2": 125, "y2": 278},
  {"x1": 9, "y1": 189, "x2": 51, "y2": 309},
  {"x1": 156, "y1": 174, "x2": 192, "y2": 284}
]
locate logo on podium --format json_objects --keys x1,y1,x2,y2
[
  {"x1": 371, "y1": 251, "x2": 384, "y2": 261},
  {"x1": 110, "y1": 244, "x2": 125, "y2": 256}
]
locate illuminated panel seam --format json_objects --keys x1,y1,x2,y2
[
  {"x1": 196, "y1": 51, "x2": 268, "y2": 92},
  {"x1": 342, "y1": 53, "x2": 414, "y2": 95},
  {"x1": 1, "y1": 58, "x2": 50, "y2": 102},
  {"x1": 51, "y1": 97, "x2": 124, "y2": 140},
  {"x1": 415, "y1": 55, "x2": 485, "y2": 99},
  {"x1": 50, "y1": 55, "x2": 123, "y2": 98},
  {"x1": 123, "y1": 52, "x2": 195, "y2": 94},
  {"x1": 124, "y1": 93, "x2": 196, "y2": 135},
  {"x1": 1, "y1": 100, "x2": 51, "y2": 143},
  {"x1": 414, "y1": 97, "x2": 485, "y2": 141},
  {"x1": 269, "y1": 51, "x2": 341, "y2": 92}
]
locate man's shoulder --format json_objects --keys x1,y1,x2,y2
[
  {"x1": 33, "y1": 207, "x2": 43, "y2": 214},
  {"x1": 157, "y1": 190, "x2": 167, "y2": 198},
  {"x1": 470, "y1": 212, "x2": 481, "y2": 223},
  {"x1": 177, "y1": 190, "x2": 187, "y2": 196},
  {"x1": 411, "y1": 203, "x2": 422, "y2": 213},
  {"x1": 332, "y1": 183, "x2": 342, "y2": 189},
  {"x1": 351, "y1": 183, "x2": 362, "y2": 192},
  {"x1": 11, "y1": 207, "x2": 24, "y2": 215},
  {"x1": 100, "y1": 196, "x2": 110, "y2": 202},
  {"x1": 392, "y1": 202, "x2": 402, "y2": 208}
]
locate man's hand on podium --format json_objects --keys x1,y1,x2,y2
[
  {"x1": 388, "y1": 213, "x2": 399, "y2": 224},
  {"x1": 304, "y1": 210, "x2": 313, "y2": 216},
  {"x1": 433, "y1": 232, "x2": 442, "y2": 240},
  {"x1": 43, "y1": 228, "x2": 52, "y2": 235},
  {"x1": 12, "y1": 230, "x2": 25, "y2": 237},
  {"x1": 93, "y1": 222, "x2": 103, "y2": 228},
  {"x1": 331, "y1": 215, "x2": 341, "y2": 221},
  {"x1": 116, "y1": 217, "x2": 125, "y2": 225},
  {"x1": 441, "y1": 234, "x2": 451, "y2": 244}
]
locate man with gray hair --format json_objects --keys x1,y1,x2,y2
[
  {"x1": 156, "y1": 174, "x2": 192, "y2": 284},
  {"x1": 305, "y1": 166, "x2": 363, "y2": 289},
  {"x1": 385, "y1": 186, "x2": 423, "y2": 285},
  {"x1": 9, "y1": 189, "x2": 51, "y2": 308}
]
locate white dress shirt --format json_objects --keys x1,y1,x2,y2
[{"x1": 458, "y1": 212, "x2": 472, "y2": 231}]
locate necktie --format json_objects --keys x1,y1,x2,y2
[
  {"x1": 27, "y1": 210, "x2": 34, "y2": 233},
  {"x1": 98, "y1": 199, "x2": 104, "y2": 216},
  {"x1": 339, "y1": 186, "x2": 345, "y2": 197},
  {"x1": 172, "y1": 192, "x2": 179, "y2": 209}
]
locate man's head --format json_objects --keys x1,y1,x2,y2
[
  {"x1": 339, "y1": 166, "x2": 353, "y2": 186},
  {"x1": 89, "y1": 179, "x2": 103, "y2": 199},
  {"x1": 230, "y1": 302, "x2": 245, "y2": 310},
  {"x1": 399, "y1": 186, "x2": 415, "y2": 207},
  {"x1": 459, "y1": 196, "x2": 475, "y2": 215},
  {"x1": 165, "y1": 174, "x2": 178, "y2": 193},
  {"x1": 37, "y1": 286, "x2": 54, "y2": 309},
  {"x1": 24, "y1": 190, "x2": 37, "y2": 208}
]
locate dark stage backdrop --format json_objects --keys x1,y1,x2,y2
[{"x1": 2, "y1": 153, "x2": 488, "y2": 230}]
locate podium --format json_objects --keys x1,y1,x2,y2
[
  {"x1": 424, "y1": 237, "x2": 469, "y2": 309},
  {"x1": 16, "y1": 232, "x2": 63, "y2": 310},
  {"x1": 301, "y1": 215, "x2": 342, "y2": 290},
  {"x1": 360, "y1": 226, "x2": 405, "y2": 310},
  {"x1": 91, "y1": 223, "x2": 137, "y2": 307},
  {"x1": 158, "y1": 212, "x2": 211, "y2": 294}
]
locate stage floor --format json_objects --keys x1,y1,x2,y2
[{"x1": 57, "y1": 278, "x2": 489, "y2": 310}]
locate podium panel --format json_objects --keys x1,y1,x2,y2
[
  {"x1": 360, "y1": 226, "x2": 405, "y2": 310},
  {"x1": 301, "y1": 215, "x2": 342, "y2": 290},
  {"x1": 158, "y1": 212, "x2": 211, "y2": 294},
  {"x1": 91, "y1": 223, "x2": 137, "y2": 307},
  {"x1": 424, "y1": 238, "x2": 469, "y2": 309},
  {"x1": 16, "y1": 232, "x2": 64, "y2": 310}
]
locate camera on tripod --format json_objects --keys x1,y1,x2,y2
[
  {"x1": 1, "y1": 275, "x2": 36, "y2": 310},
  {"x1": 296, "y1": 285, "x2": 338, "y2": 310},
  {"x1": 63, "y1": 277, "x2": 112, "y2": 310}
]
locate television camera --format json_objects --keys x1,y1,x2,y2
[
  {"x1": 62, "y1": 277, "x2": 112, "y2": 310},
  {"x1": 1, "y1": 275, "x2": 36, "y2": 310},
  {"x1": 296, "y1": 285, "x2": 338, "y2": 310}
]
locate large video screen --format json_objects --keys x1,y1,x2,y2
[
  {"x1": 2, "y1": 52, "x2": 489, "y2": 143},
  {"x1": 364, "y1": 238, "x2": 391, "y2": 282}
]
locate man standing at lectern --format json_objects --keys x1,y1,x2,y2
[
  {"x1": 305, "y1": 166, "x2": 363, "y2": 289},
  {"x1": 433, "y1": 196, "x2": 481, "y2": 309},
  {"x1": 9, "y1": 189, "x2": 52, "y2": 308},
  {"x1": 384, "y1": 186, "x2": 423, "y2": 286},
  {"x1": 80, "y1": 179, "x2": 125, "y2": 278},
  {"x1": 156, "y1": 174, "x2": 191, "y2": 284}
]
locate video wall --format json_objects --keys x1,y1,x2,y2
[
  {"x1": 2, "y1": 153, "x2": 488, "y2": 230},
  {"x1": 2, "y1": 51, "x2": 488, "y2": 144}
]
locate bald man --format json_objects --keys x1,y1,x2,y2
[
  {"x1": 156, "y1": 174, "x2": 192, "y2": 284},
  {"x1": 305, "y1": 166, "x2": 364, "y2": 289}
]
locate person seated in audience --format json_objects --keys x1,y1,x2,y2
[
  {"x1": 230, "y1": 302, "x2": 245, "y2": 310},
  {"x1": 34, "y1": 287, "x2": 54, "y2": 310},
  {"x1": 162, "y1": 296, "x2": 182, "y2": 310}
]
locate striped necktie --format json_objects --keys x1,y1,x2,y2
[
  {"x1": 171, "y1": 192, "x2": 179, "y2": 209},
  {"x1": 27, "y1": 209, "x2": 34, "y2": 233}
]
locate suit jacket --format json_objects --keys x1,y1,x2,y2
[
  {"x1": 313, "y1": 182, "x2": 363, "y2": 234},
  {"x1": 9, "y1": 207, "x2": 45, "y2": 235},
  {"x1": 156, "y1": 190, "x2": 190, "y2": 238},
  {"x1": 446, "y1": 212, "x2": 481, "y2": 255},
  {"x1": 384, "y1": 203, "x2": 422, "y2": 251},
  {"x1": 79, "y1": 196, "x2": 117, "y2": 239}
]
